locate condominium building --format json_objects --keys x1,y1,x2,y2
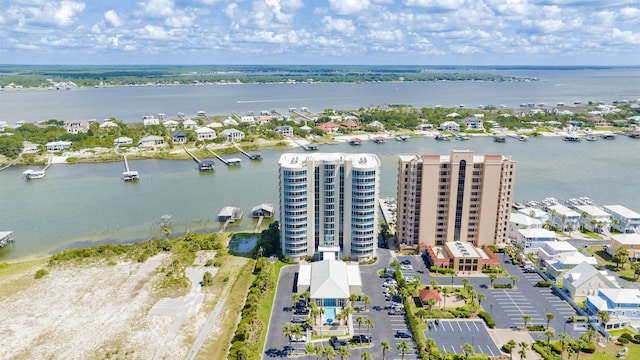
[
  {"x1": 396, "y1": 150, "x2": 516, "y2": 249},
  {"x1": 278, "y1": 153, "x2": 380, "y2": 261}
]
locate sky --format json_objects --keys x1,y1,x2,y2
[{"x1": 0, "y1": 0, "x2": 639, "y2": 65}]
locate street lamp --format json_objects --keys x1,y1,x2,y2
[{"x1": 490, "y1": 304, "x2": 493, "y2": 317}]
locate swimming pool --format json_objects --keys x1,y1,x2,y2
[{"x1": 323, "y1": 307, "x2": 337, "y2": 324}]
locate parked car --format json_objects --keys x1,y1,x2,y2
[
  {"x1": 405, "y1": 275, "x2": 415, "y2": 282},
  {"x1": 351, "y1": 334, "x2": 373, "y2": 343},
  {"x1": 400, "y1": 264, "x2": 413, "y2": 270},
  {"x1": 291, "y1": 335, "x2": 307, "y2": 342},
  {"x1": 388, "y1": 309, "x2": 406, "y2": 316},
  {"x1": 294, "y1": 308, "x2": 309, "y2": 315},
  {"x1": 395, "y1": 331, "x2": 412, "y2": 338},
  {"x1": 291, "y1": 317, "x2": 306, "y2": 324},
  {"x1": 329, "y1": 336, "x2": 348, "y2": 350},
  {"x1": 401, "y1": 259, "x2": 412, "y2": 265}
]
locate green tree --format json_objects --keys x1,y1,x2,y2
[
  {"x1": 292, "y1": 293, "x2": 300, "y2": 307},
  {"x1": 545, "y1": 329, "x2": 555, "y2": 346},
  {"x1": 559, "y1": 333, "x2": 569, "y2": 360},
  {"x1": 489, "y1": 273, "x2": 498, "y2": 288},
  {"x1": 518, "y1": 341, "x2": 528, "y2": 360},
  {"x1": 632, "y1": 262, "x2": 640, "y2": 280},
  {"x1": 613, "y1": 248, "x2": 629, "y2": 269},
  {"x1": 506, "y1": 339, "x2": 517, "y2": 360},
  {"x1": 337, "y1": 346, "x2": 350, "y2": 360},
  {"x1": 341, "y1": 306, "x2": 353, "y2": 326},
  {"x1": 580, "y1": 211, "x2": 588, "y2": 231},
  {"x1": 283, "y1": 323, "x2": 295, "y2": 354},
  {"x1": 362, "y1": 294, "x2": 371, "y2": 310},
  {"x1": 323, "y1": 345, "x2": 336, "y2": 360},
  {"x1": 597, "y1": 310, "x2": 610, "y2": 325},
  {"x1": 575, "y1": 338, "x2": 586, "y2": 360},
  {"x1": 381, "y1": 340, "x2": 391, "y2": 360},
  {"x1": 522, "y1": 314, "x2": 531, "y2": 329},
  {"x1": 305, "y1": 342, "x2": 315, "y2": 360},
  {"x1": 365, "y1": 317, "x2": 375, "y2": 338},
  {"x1": 397, "y1": 340, "x2": 410, "y2": 360},
  {"x1": 546, "y1": 313, "x2": 555, "y2": 330},
  {"x1": 356, "y1": 316, "x2": 365, "y2": 337},
  {"x1": 463, "y1": 343, "x2": 474, "y2": 360},
  {"x1": 360, "y1": 351, "x2": 372, "y2": 360},
  {"x1": 511, "y1": 275, "x2": 520, "y2": 287}
]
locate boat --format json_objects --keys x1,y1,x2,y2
[
  {"x1": 630, "y1": 133, "x2": 640, "y2": 139},
  {"x1": 585, "y1": 135, "x2": 598, "y2": 141},
  {"x1": 348, "y1": 138, "x2": 362, "y2": 145},
  {"x1": 455, "y1": 134, "x2": 470, "y2": 141},
  {"x1": 493, "y1": 136, "x2": 506, "y2": 142},
  {"x1": 372, "y1": 136, "x2": 386, "y2": 144},
  {"x1": 23, "y1": 169, "x2": 46, "y2": 179},
  {"x1": 600, "y1": 134, "x2": 616, "y2": 140},
  {"x1": 563, "y1": 135, "x2": 582, "y2": 142},
  {"x1": 122, "y1": 170, "x2": 140, "y2": 181},
  {"x1": 395, "y1": 135, "x2": 410, "y2": 141},
  {"x1": 435, "y1": 134, "x2": 451, "y2": 141},
  {"x1": 518, "y1": 135, "x2": 529, "y2": 141},
  {"x1": 302, "y1": 144, "x2": 319, "y2": 151},
  {"x1": 574, "y1": 100, "x2": 582, "y2": 105}
]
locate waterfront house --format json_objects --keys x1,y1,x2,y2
[
  {"x1": 586, "y1": 116, "x2": 609, "y2": 127},
  {"x1": 607, "y1": 233, "x2": 640, "y2": 261},
  {"x1": 240, "y1": 116, "x2": 256, "y2": 126},
  {"x1": 217, "y1": 206, "x2": 242, "y2": 222},
  {"x1": 113, "y1": 137, "x2": 133, "y2": 146},
  {"x1": 251, "y1": 203, "x2": 274, "y2": 218},
  {"x1": 446, "y1": 112, "x2": 460, "y2": 118},
  {"x1": 99, "y1": 121, "x2": 118, "y2": 129},
  {"x1": 138, "y1": 135, "x2": 164, "y2": 147},
  {"x1": 46, "y1": 141, "x2": 72, "y2": 151},
  {"x1": 0, "y1": 121, "x2": 7, "y2": 132},
  {"x1": 275, "y1": 126, "x2": 294, "y2": 137},
  {"x1": 340, "y1": 120, "x2": 360, "y2": 131},
  {"x1": 142, "y1": 115, "x2": 159, "y2": 127},
  {"x1": 255, "y1": 115, "x2": 272, "y2": 125},
  {"x1": 562, "y1": 262, "x2": 619, "y2": 302},
  {"x1": 546, "y1": 251, "x2": 598, "y2": 282},
  {"x1": 462, "y1": 117, "x2": 484, "y2": 130},
  {"x1": 183, "y1": 118, "x2": 197, "y2": 129},
  {"x1": 316, "y1": 121, "x2": 340, "y2": 134},
  {"x1": 548, "y1": 204, "x2": 580, "y2": 231},
  {"x1": 368, "y1": 121, "x2": 385, "y2": 130},
  {"x1": 222, "y1": 118, "x2": 238, "y2": 127},
  {"x1": 538, "y1": 241, "x2": 578, "y2": 266},
  {"x1": 439, "y1": 121, "x2": 460, "y2": 132},
  {"x1": 515, "y1": 228, "x2": 556, "y2": 254},
  {"x1": 63, "y1": 120, "x2": 89, "y2": 134},
  {"x1": 604, "y1": 205, "x2": 640, "y2": 233},
  {"x1": 195, "y1": 127, "x2": 216, "y2": 141},
  {"x1": 509, "y1": 213, "x2": 542, "y2": 241},
  {"x1": 517, "y1": 207, "x2": 550, "y2": 223},
  {"x1": 585, "y1": 288, "x2": 640, "y2": 330},
  {"x1": 163, "y1": 120, "x2": 179, "y2": 129},
  {"x1": 220, "y1": 128, "x2": 245, "y2": 142},
  {"x1": 575, "y1": 205, "x2": 611, "y2": 233},
  {"x1": 22, "y1": 141, "x2": 40, "y2": 154},
  {"x1": 416, "y1": 123, "x2": 434, "y2": 131},
  {"x1": 171, "y1": 130, "x2": 187, "y2": 144}
]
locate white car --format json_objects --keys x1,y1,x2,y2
[
  {"x1": 400, "y1": 264, "x2": 413, "y2": 270},
  {"x1": 405, "y1": 276, "x2": 415, "y2": 282},
  {"x1": 291, "y1": 335, "x2": 307, "y2": 342}
]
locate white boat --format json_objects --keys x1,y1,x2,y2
[
  {"x1": 563, "y1": 135, "x2": 582, "y2": 142},
  {"x1": 585, "y1": 135, "x2": 598, "y2": 141},
  {"x1": 123, "y1": 171, "x2": 139, "y2": 181},
  {"x1": 23, "y1": 169, "x2": 46, "y2": 179},
  {"x1": 455, "y1": 134, "x2": 470, "y2": 141}
]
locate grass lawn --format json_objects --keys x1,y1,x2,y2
[
  {"x1": 583, "y1": 341, "x2": 639, "y2": 360},
  {"x1": 257, "y1": 261, "x2": 286, "y2": 350},
  {"x1": 588, "y1": 246, "x2": 639, "y2": 282}
]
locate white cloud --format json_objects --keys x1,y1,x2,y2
[
  {"x1": 328, "y1": 0, "x2": 370, "y2": 15},
  {"x1": 450, "y1": 45, "x2": 481, "y2": 54},
  {"x1": 404, "y1": 0, "x2": 465, "y2": 10},
  {"x1": 136, "y1": 0, "x2": 174, "y2": 18},
  {"x1": 53, "y1": 1, "x2": 85, "y2": 26},
  {"x1": 165, "y1": 13, "x2": 195, "y2": 28},
  {"x1": 104, "y1": 10, "x2": 122, "y2": 28},
  {"x1": 619, "y1": 7, "x2": 640, "y2": 21},
  {"x1": 322, "y1": 16, "x2": 355, "y2": 36},
  {"x1": 142, "y1": 24, "x2": 170, "y2": 39}
]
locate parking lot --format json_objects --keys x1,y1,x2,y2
[{"x1": 425, "y1": 320, "x2": 503, "y2": 357}]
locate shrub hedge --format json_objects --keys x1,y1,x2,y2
[{"x1": 478, "y1": 311, "x2": 495, "y2": 328}]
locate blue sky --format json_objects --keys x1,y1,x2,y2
[{"x1": 1, "y1": 0, "x2": 639, "y2": 65}]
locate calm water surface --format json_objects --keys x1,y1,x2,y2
[{"x1": 1, "y1": 137, "x2": 639, "y2": 261}]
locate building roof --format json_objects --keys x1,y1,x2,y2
[
  {"x1": 251, "y1": 203, "x2": 274, "y2": 214},
  {"x1": 518, "y1": 208, "x2": 548, "y2": 218},
  {"x1": 563, "y1": 261, "x2": 614, "y2": 288},
  {"x1": 445, "y1": 241, "x2": 483, "y2": 258},
  {"x1": 518, "y1": 228, "x2": 556, "y2": 239},
  {"x1": 611, "y1": 233, "x2": 640, "y2": 245},
  {"x1": 139, "y1": 135, "x2": 163, "y2": 142},
  {"x1": 316, "y1": 121, "x2": 340, "y2": 131},
  {"x1": 310, "y1": 260, "x2": 351, "y2": 299},
  {"x1": 510, "y1": 213, "x2": 542, "y2": 227},
  {"x1": 543, "y1": 241, "x2": 577, "y2": 252},
  {"x1": 419, "y1": 289, "x2": 442, "y2": 303},
  {"x1": 194, "y1": 127, "x2": 215, "y2": 133},
  {"x1": 599, "y1": 288, "x2": 640, "y2": 305},
  {"x1": 298, "y1": 264, "x2": 312, "y2": 288},
  {"x1": 575, "y1": 205, "x2": 610, "y2": 217},
  {"x1": 604, "y1": 205, "x2": 640, "y2": 219},
  {"x1": 557, "y1": 252, "x2": 598, "y2": 266},
  {"x1": 0, "y1": 231, "x2": 13, "y2": 239},
  {"x1": 278, "y1": 153, "x2": 380, "y2": 171},
  {"x1": 549, "y1": 204, "x2": 580, "y2": 217}
]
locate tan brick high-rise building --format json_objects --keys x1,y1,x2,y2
[{"x1": 396, "y1": 150, "x2": 516, "y2": 249}]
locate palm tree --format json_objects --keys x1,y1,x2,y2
[
  {"x1": 305, "y1": 343, "x2": 315, "y2": 360},
  {"x1": 426, "y1": 298, "x2": 437, "y2": 317},
  {"x1": 546, "y1": 313, "x2": 555, "y2": 330},
  {"x1": 612, "y1": 218, "x2": 620, "y2": 231},
  {"x1": 424, "y1": 337, "x2": 436, "y2": 359},
  {"x1": 415, "y1": 308, "x2": 428, "y2": 323},
  {"x1": 522, "y1": 314, "x2": 531, "y2": 330},
  {"x1": 518, "y1": 341, "x2": 528, "y2": 360},
  {"x1": 597, "y1": 310, "x2": 610, "y2": 326},
  {"x1": 341, "y1": 306, "x2": 353, "y2": 326},
  {"x1": 529, "y1": 210, "x2": 536, "y2": 219},
  {"x1": 451, "y1": 271, "x2": 458, "y2": 286},
  {"x1": 506, "y1": 339, "x2": 517, "y2": 360},
  {"x1": 477, "y1": 293, "x2": 485, "y2": 307},
  {"x1": 381, "y1": 341, "x2": 391, "y2": 360},
  {"x1": 489, "y1": 273, "x2": 497, "y2": 288},
  {"x1": 361, "y1": 351, "x2": 372, "y2": 360},
  {"x1": 356, "y1": 316, "x2": 365, "y2": 337},
  {"x1": 559, "y1": 333, "x2": 569, "y2": 360},
  {"x1": 323, "y1": 345, "x2": 336, "y2": 360},
  {"x1": 545, "y1": 329, "x2": 555, "y2": 347},
  {"x1": 511, "y1": 275, "x2": 520, "y2": 287},
  {"x1": 337, "y1": 346, "x2": 350, "y2": 360},
  {"x1": 397, "y1": 340, "x2": 410, "y2": 360},
  {"x1": 362, "y1": 294, "x2": 371, "y2": 311},
  {"x1": 292, "y1": 293, "x2": 300, "y2": 308},
  {"x1": 590, "y1": 219, "x2": 598, "y2": 233},
  {"x1": 583, "y1": 328, "x2": 596, "y2": 343},
  {"x1": 283, "y1": 323, "x2": 296, "y2": 354},
  {"x1": 441, "y1": 286, "x2": 450, "y2": 308},
  {"x1": 430, "y1": 279, "x2": 439, "y2": 289},
  {"x1": 313, "y1": 344, "x2": 323, "y2": 360},
  {"x1": 301, "y1": 290, "x2": 311, "y2": 306},
  {"x1": 580, "y1": 211, "x2": 588, "y2": 231},
  {"x1": 365, "y1": 317, "x2": 375, "y2": 339},
  {"x1": 575, "y1": 338, "x2": 586, "y2": 360},
  {"x1": 560, "y1": 214, "x2": 568, "y2": 231},
  {"x1": 463, "y1": 343, "x2": 474, "y2": 360},
  {"x1": 292, "y1": 325, "x2": 304, "y2": 353}
]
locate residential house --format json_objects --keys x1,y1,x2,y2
[
  {"x1": 548, "y1": 204, "x2": 580, "y2": 231},
  {"x1": 585, "y1": 288, "x2": 640, "y2": 330},
  {"x1": 607, "y1": 233, "x2": 640, "y2": 261},
  {"x1": 546, "y1": 251, "x2": 598, "y2": 282},
  {"x1": 515, "y1": 228, "x2": 556, "y2": 254},
  {"x1": 138, "y1": 135, "x2": 164, "y2": 147},
  {"x1": 142, "y1": 115, "x2": 159, "y2": 127},
  {"x1": 462, "y1": 117, "x2": 484, "y2": 130},
  {"x1": 163, "y1": 120, "x2": 179, "y2": 129},
  {"x1": 604, "y1": 205, "x2": 640, "y2": 233},
  {"x1": 509, "y1": 213, "x2": 542, "y2": 241},
  {"x1": 45, "y1": 141, "x2": 72, "y2": 151},
  {"x1": 518, "y1": 207, "x2": 550, "y2": 223},
  {"x1": 99, "y1": 121, "x2": 119, "y2": 129},
  {"x1": 171, "y1": 130, "x2": 187, "y2": 144},
  {"x1": 538, "y1": 241, "x2": 578, "y2": 266},
  {"x1": 339, "y1": 120, "x2": 360, "y2": 131},
  {"x1": 207, "y1": 122, "x2": 223, "y2": 129},
  {"x1": 446, "y1": 112, "x2": 460, "y2": 118},
  {"x1": 113, "y1": 137, "x2": 133, "y2": 146},
  {"x1": 63, "y1": 120, "x2": 90, "y2": 134},
  {"x1": 275, "y1": 126, "x2": 294, "y2": 137},
  {"x1": 562, "y1": 262, "x2": 619, "y2": 302},
  {"x1": 575, "y1": 205, "x2": 611, "y2": 233},
  {"x1": 220, "y1": 128, "x2": 245, "y2": 142},
  {"x1": 194, "y1": 127, "x2": 216, "y2": 141},
  {"x1": 183, "y1": 118, "x2": 197, "y2": 129},
  {"x1": 222, "y1": 118, "x2": 238, "y2": 127},
  {"x1": 255, "y1": 115, "x2": 272, "y2": 125},
  {"x1": 316, "y1": 121, "x2": 340, "y2": 134},
  {"x1": 368, "y1": 121, "x2": 385, "y2": 130},
  {"x1": 240, "y1": 116, "x2": 256, "y2": 126},
  {"x1": 22, "y1": 141, "x2": 39, "y2": 154},
  {"x1": 586, "y1": 116, "x2": 609, "y2": 127},
  {"x1": 416, "y1": 123, "x2": 434, "y2": 131},
  {"x1": 439, "y1": 121, "x2": 460, "y2": 132}
]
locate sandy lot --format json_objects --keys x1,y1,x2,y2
[{"x1": 0, "y1": 254, "x2": 233, "y2": 360}]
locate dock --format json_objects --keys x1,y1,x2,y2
[
  {"x1": 0, "y1": 231, "x2": 14, "y2": 248},
  {"x1": 0, "y1": 152, "x2": 22, "y2": 171},
  {"x1": 218, "y1": 206, "x2": 242, "y2": 233},
  {"x1": 289, "y1": 109, "x2": 315, "y2": 122},
  {"x1": 183, "y1": 147, "x2": 215, "y2": 171},
  {"x1": 233, "y1": 143, "x2": 262, "y2": 160},
  {"x1": 205, "y1": 148, "x2": 241, "y2": 166},
  {"x1": 122, "y1": 155, "x2": 139, "y2": 181},
  {"x1": 22, "y1": 156, "x2": 52, "y2": 179}
]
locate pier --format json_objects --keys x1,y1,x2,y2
[
  {"x1": 22, "y1": 156, "x2": 52, "y2": 179},
  {"x1": 233, "y1": 143, "x2": 262, "y2": 160},
  {"x1": 0, "y1": 152, "x2": 22, "y2": 171},
  {"x1": 183, "y1": 147, "x2": 215, "y2": 171},
  {"x1": 206, "y1": 148, "x2": 241, "y2": 166},
  {"x1": 293, "y1": 139, "x2": 319, "y2": 151},
  {"x1": 289, "y1": 109, "x2": 315, "y2": 122},
  {"x1": 122, "y1": 155, "x2": 139, "y2": 181},
  {"x1": 0, "y1": 231, "x2": 14, "y2": 248}
]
